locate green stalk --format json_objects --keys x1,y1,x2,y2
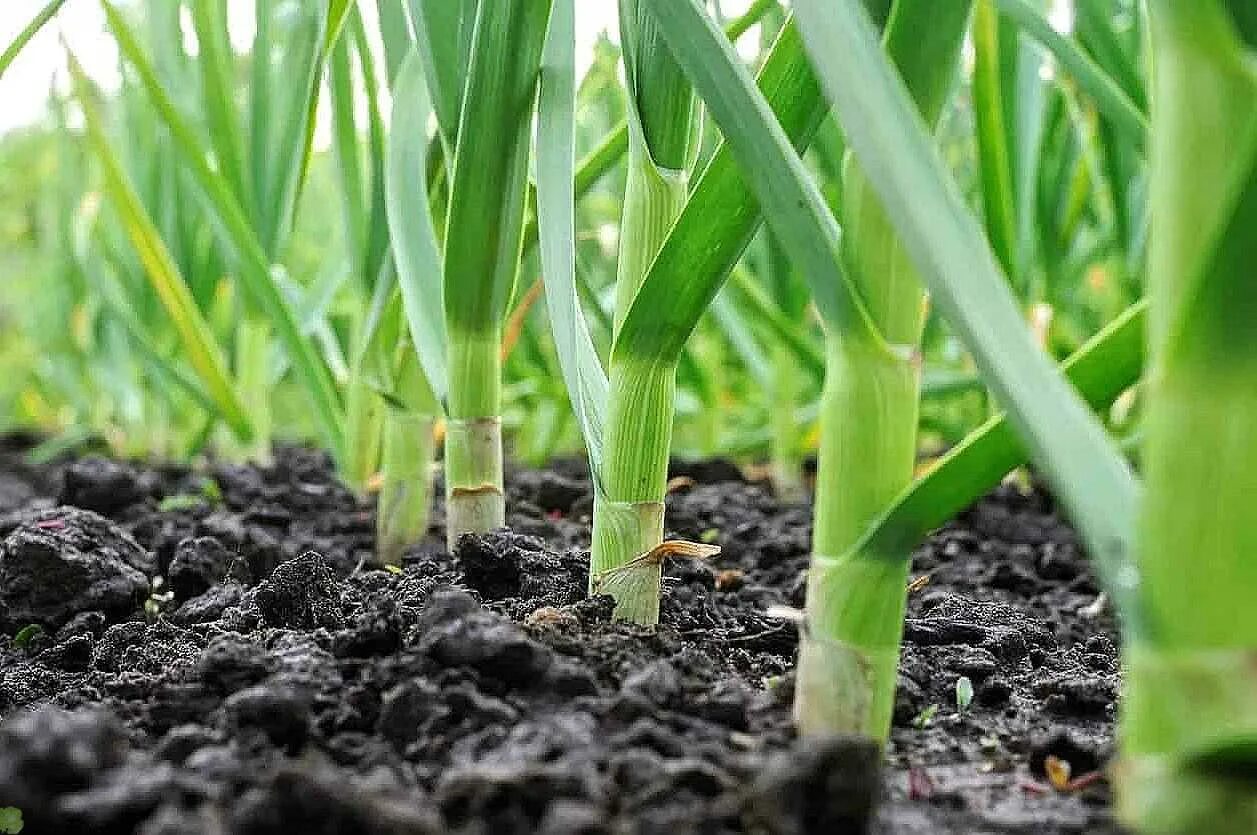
[
  {"x1": 376, "y1": 344, "x2": 438, "y2": 566},
  {"x1": 342, "y1": 371, "x2": 383, "y2": 492},
  {"x1": 768, "y1": 337, "x2": 805, "y2": 500},
  {"x1": 441, "y1": 0, "x2": 553, "y2": 548},
  {"x1": 973, "y1": 0, "x2": 1019, "y2": 277},
  {"x1": 226, "y1": 316, "x2": 273, "y2": 464},
  {"x1": 802, "y1": 337, "x2": 920, "y2": 736},
  {"x1": 591, "y1": 355, "x2": 675, "y2": 604},
  {"x1": 444, "y1": 333, "x2": 505, "y2": 547},
  {"x1": 612, "y1": 0, "x2": 698, "y2": 330},
  {"x1": 538, "y1": 8, "x2": 830, "y2": 624},
  {"x1": 377, "y1": 408, "x2": 435, "y2": 565},
  {"x1": 0, "y1": 0, "x2": 69, "y2": 81},
  {"x1": 589, "y1": 0, "x2": 698, "y2": 607},
  {"x1": 1117, "y1": 5, "x2": 1257, "y2": 830},
  {"x1": 798, "y1": 0, "x2": 974, "y2": 740}
]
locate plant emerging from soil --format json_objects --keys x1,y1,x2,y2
[{"x1": 4, "y1": 1, "x2": 1256, "y2": 831}]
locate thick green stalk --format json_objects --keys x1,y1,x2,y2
[
  {"x1": 1118, "y1": 5, "x2": 1257, "y2": 830},
  {"x1": 795, "y1": 301, "x2": 1147, "y2": 722},
  {"x1": 589, "y1": 0, "x2": 698, "y2": 614},
  {"x1": 591, "y1": 356, "x2": 675, "y2": 605},
  {"x1": 800, "y1": 337, "x2": 918, "y2": 736},
  {"x1": 342, "y1": 277, "x2": 392, "y2": 493},
  {"x1": 541, "y1": 12, "x2": 828, "y2": 622},
  {"x1": 612, "y1": 149, "x2": 689, "y2": 333},
  {"x1": 797, "y1": 0, "x2": 974, "y2": 740},
  {"x1": 442, "y1": 0, "x2": 553, "y2": 546},
  {"x1": 444, "y1": 331, "x2": 505, "y2": 549},
  {"x1": 375, "y1": 297, "x2": 439, "y2": 565}
]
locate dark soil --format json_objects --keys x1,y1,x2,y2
[{"x1": 0, "y1": 436, "x2": 1122, "y2": 834}]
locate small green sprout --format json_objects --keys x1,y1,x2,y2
[
  {"x1": 956, "y1": 676, "x2": 974, "y2": 712},
  {"x1": 12, "y1": 624, "x2": 42, "y2": 650},
  {"x1": 200, "y1": 477, "x2": 223, "y2": 504},
  {"x1": 700, "y1": 528, "x2": 721, "y2": 544},
  {"x1": 159, "y1": 477, "x2": 224, "y2": 512},
  {"x1": 0, "y1": 806, "x2": 23, "y2": 834},
  {"x1": 912, "y1": 704, "x2": 940, "y2": 729},
  {"x1": 144, "y1": 587, "x2": 172, "y2": 620},
  {"x1": 158, "y1": 494, "x2": 202, "y2": 513}
]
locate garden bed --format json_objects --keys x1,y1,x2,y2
[{"x1": 0, "y1": 436, "x2": 1119, "y2": 833}]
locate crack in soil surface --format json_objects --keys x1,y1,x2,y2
[{"x1": 0, "y1": 438, "x2": 1121, "y2": 833}]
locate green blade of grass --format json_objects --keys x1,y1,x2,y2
[
  {"x1": 1074, "y1": 1, "x2": 1146, "y2": 110},
  {"x1": 286, "y1": 0, "x2": 359, "y2": 234},
  {"x1": 102, "y1": 0, "x2": 346, "y2": 455},
  {"x1": 994, "y1": 0, "x2": 1148, "y2": 149},
  {"x1": 536, "y1": 0, "x2": 610, "y2": 478},
  {"x1": 189, "y1": 0, "x2": 249, "y2": 205},
  {"x1": 377, "y1": 0, "x2": 410, "y2": 83},
  {"x1": 0, "y1": 0, "x2": 69, "y2": 80},
  {"x1": 350, "y1": 9, "x2": 391, "y2": 290},
  {"x1": 973, "y1": 0, "x2": 1019, "y2": 276},
  {"x1": 385, "y1": 48, "x2": 449, "y2": 411},
  {"x1": 404, "y1": 0, "x2": 476, "y2": 155},
  {"x1": 247, "y1": 0, "x2": 273, "y2": 232},
  {"x1": 86, "y1": 250, "x2": 222, "y2": 418},
  {"x1": 329, "y1": 30, "x2": 368, "y2": 285},
  {"x1": 792, "y1": 0, "x2": 1140, "y2": 607},
  {"x1": 67, "y1": 52, "x2": 253, "y2": 442},
  {"x1": 260, "y1": 2, "x2": 324, "y2": 257}
]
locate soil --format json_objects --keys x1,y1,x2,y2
[{"x1": 0, "y1": 434, "x2": 1123, "y2": 834}]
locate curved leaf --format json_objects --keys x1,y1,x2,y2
[
  {"x1": 535, "y1": 0, "x2": 610, "y2": 477},
  {"x1": 0, "y1": 0, "x2": 69, "y2": 80},
  {"x1": 385, "y1": 49, "x2": 450, "y2": 410}
]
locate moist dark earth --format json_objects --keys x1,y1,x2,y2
[{"x1": 0, "y1": 433, "x2": 1121, "y2": 834}]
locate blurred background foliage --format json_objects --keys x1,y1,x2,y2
[{"x1": 0, "y1": 0, "x2": 1144, "y2": 474}]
